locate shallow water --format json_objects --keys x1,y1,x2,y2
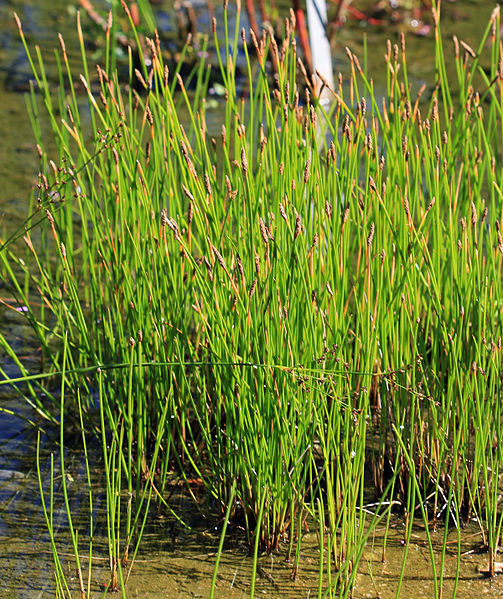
[{"x1": 0, "y1": 0, "x2": 501, "y2": 596}]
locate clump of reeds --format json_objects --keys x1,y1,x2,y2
[{"x1": 2, "y1": 1, "x2": 503, "y2": 596}]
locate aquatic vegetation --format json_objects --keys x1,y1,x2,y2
[{"x1": 1, "y1": 1, "x2": 503, "y2": 596}]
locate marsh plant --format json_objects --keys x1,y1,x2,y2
[{"x1": 2, "y1": 0, "x2": 503, "y2": 596}]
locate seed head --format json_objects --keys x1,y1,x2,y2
[
  {"x1": 204, "y1": 256, "x2": 213, "y2": 282},
  {"x1": 259, "y1": 217, "x2": 269, "y2": 245},
  {"x1": 212, "y1": 244, "x2": 226, "y2": 268},
  {"x1": 241, "y1": 147, "x2": 248, "y2": 177},
  {"x1": 497, "y1": 230, "x2": 503, "y2": 253},
  {"x1": 360, "y1": 97, "x2": 366, "y2": 117},
  {"x1": 471, "y1": 202, "x2": 477, "y2": 226},
  {"x1": 432, "y1": 97, "x2": 438, "y2": 122},
  {"x1": 367, "y1": 222, "x2": 375, "y2": 247},
  {"x1": 145, "y1": 106, "x2": 153, "y2": 125},
  {"x1": 45, "y1": 209, "x2": 54, "y2": 224},
  {"x1": 236, "y1": 253, "x2": 245, "y2": 281},
  {"x1": 182, "y1": 184, "x2": 195, "y2": 202},
  {"x1": 366, "y1": 133, "x2": 373, "y2": 154},
  {"x1": 249, "y1": 278, "x2": 258, "y2": 298},
  {"x1": 304, "y1": 159, "x2": 310, "y2": 184},
  {"x1": 205, "y1": 173, "x2": 212, "y2": 195},
  {"x1": 294, "y1": 210, "x2": 302, "y2": 239}
]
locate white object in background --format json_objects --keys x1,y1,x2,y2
[{"x1": 306, "y1": 0, "x2": 335, "y2": 107}]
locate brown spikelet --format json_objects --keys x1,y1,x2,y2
[
  {"x1": 241, "y1": 147, "x2": 248, "y2": 178},
  {"x1": 367, "y1": 222, "x2": 375, "y2": 247},
  {"x1": 145, "y1": 106, "x2": 153, "y2": 125},
  {"x1": 60, "y1": 242, "x2": 66, "y2": 259},
  {"x1": 249, "y1": 278, "x2": 258, "y2": 298},
  {"x1": 204, "y1": 256, "x2": 213, "y2": 282},
  {"x1": 205, "y1": 173, "x2": 212, "y2": 195},
  {"x1": 236, "y1": 253, "x2": 245, "y2": 282},
  {"x1": 294, "y1": 210, "x2": 302, "y2": 239},
  {"x1": 303, "y1": 160, "x2": 311, "y2": 184},
  {"x1": 180, "y1": 140, "x2": 198, "y2": 179},
  {"x1": 366, "y1": 133, "x2": 373, "y2": 154},
  {"x1": 471, "y1": 202, "x2": 478, "y2": 226},
  {"x1": 279, "y1": 203, "x2": 287, "y2": 222},
  {"x1": 342, "y1": 207, "x2": 350, "y2": 228},
  {"x1": 167, "y1": 217, "x2": 180, "y2": 238},
  {"x1": 182, "y1": 184, "x2": 195, "y2": 202},
  {"x1": 254, "y1": 250, "x2": 260, "y2": 276},
  {"x1": 58, "y1": 33, "x2": 67, "y2": 58},
  {"x1": 187, "y1": 202, "x2": 194, "y2": 225},
  {"x1": 212, "y1": 245, "x2": 226, "y2": 268},
  {"x1": 497, "y1": 230, "x2": 503, "y2": 253},
  {"x1": 342, "y1": 114, "x2": 349, "y2": 135},
  {"x1": 460, "y1": 40, "x2": 476, "y2": 58},
  {"x1": 405, "y1": 100, "x2": 411, "y2": 120},
  {"x1": 45, "y1": 209, "x2": 54, "y2": 224},
  {"x1": 259, "y1": 218, "x2": 270, "y2": 244},
  {"x1": 326, "y1": 282, "x2": 333, "y2": 297},
  {"x1": 135, "y1": 68, "x2": 147, "y2": 89},
  {"x1": 453, "y1": 35, "x2": 459, "y2": 59},
  {"x1": 360, "y1": 97, "x2": 366, "y2": 117},
  {"x1": 404, "y1": 196, "x2": 411, "y2": 221},
  {"x1": 432, "y1": 97, "x2": 438, "y2": 122}
]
